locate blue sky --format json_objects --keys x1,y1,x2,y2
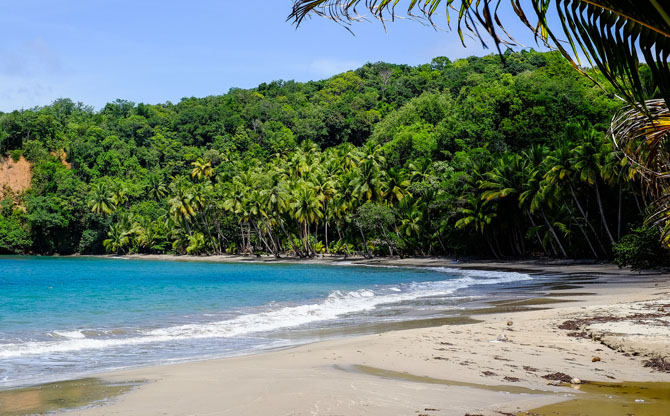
[{"x1": 0, "y1": 1, "x2": 550, "y2": 111}]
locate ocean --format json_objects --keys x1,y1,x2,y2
[{"x1": 0, "y1": 256, "x2": 540, "y2": 388}]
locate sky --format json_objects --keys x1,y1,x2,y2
[{"x1": 0, "y1": 1, "x2": 551, "y2": 112}]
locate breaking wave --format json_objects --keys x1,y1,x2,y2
[{"x1": 0, "y1": 268, "x2": 531, "y2": 359}]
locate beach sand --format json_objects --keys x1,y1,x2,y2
[{"x1": 11, "y1": 257, "x2": 670, "y2": 415}]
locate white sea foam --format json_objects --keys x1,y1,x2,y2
[
  {"x1": 424, "y1": 266, "x2": 534, "y2": 282},
  {"x1": 0, "y1": 269, "x2": 531, "y2": 359},
  {"x1": 51, "y1": 330, "x2": 86, "y2": 339}
]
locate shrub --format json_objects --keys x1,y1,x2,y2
[
  {"x1": 10, "y1": 149, "x2": 22, "y2": 162},
  {"x1": 613, "y1": 225, "x2": 670, "y2": 270},
  {"x1": 78, "y1": 229, "x2": 104, "y2": 254}
]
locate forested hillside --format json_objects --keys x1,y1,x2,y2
[{"x1": 0, "y1": 50, "x2": 656, "y2": 260}]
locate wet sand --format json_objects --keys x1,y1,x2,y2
[
  {"x1": 5, "y1": 258, "x2": 670, "y2": 416},
  {"x1": 0, "y1": 379, "x2": 140, "y2": 416}
]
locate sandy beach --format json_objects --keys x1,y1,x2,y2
[{"x1": 7, "y1": 257, "x2": 657, "y2": 416}]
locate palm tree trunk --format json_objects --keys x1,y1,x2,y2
[
  {"x1": 247, "y1": 224, "x2": 253, "y2": 253},
  {"x1": 214, "y1": 220, "x2": 226, "y2": 253},
  {"x1": 253, "y1": 222, "x2": 271, "y2": 254},
  {"x1": 279, "y1": 219, "x2": 303, "y2": 257},
  {"x1": 201, "y1": 213, "x2": 218, "y2": 254},
  {"x1": 264, "y1": 220, "x2": 280, "y2": 257},
  {"x1": 382, "y1": 230, "x2": 394, "y2": 256},
  {"x1": 566, "y1": 205, "x2": 599, "y2": 259},
  {"x1": 594, "y1": 180, "x2": 615, "y2": 244},
  {"x1": 617, "y1": 183, "x2": 622, "y2": 241},
  {"x1": 540, "y1": 208, "x2": 567, "y2": 257},
  {"x1": 527, "y1": 212, "x2": 549, "y2": 256},
  {"x1": 436, "y1": 230, "x2": 447, "y2": 254},
  {"x1": 240, "y1": 224, "x2": 246, "y2": 254},
  {"x1": 518, "y1": 224, "x2": 526, "y2": 255},
  {"x1": 356, "y1": 220, "x2": 372, "y2": 258},
  {"x1": 494, "y1": 233, "x2": 504, "y2": 258},
  {"x1": 484, "y1": 234, "x2": 499, "y2": 259},
  {"x1": 569, "y1": 182, "x2": 607, "y2": 255}
]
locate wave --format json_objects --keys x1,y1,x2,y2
[{"x1": 0, "y1": 269, "x2": 531, "y2": 359}]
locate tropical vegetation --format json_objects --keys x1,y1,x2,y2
[{"x1": 0, "y1": 51, "x2": 665, "y2": 262}]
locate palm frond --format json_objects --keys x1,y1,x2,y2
[{"x1": 610, "y1": 98, "x2": 670, "y2": 194}]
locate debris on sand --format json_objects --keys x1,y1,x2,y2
[
  {"x1": 644, "y1": 357, "x2": 670, "y2": 373},
  {"x1": 541, "y1": 372, "x2": 572, "y2": 383}
]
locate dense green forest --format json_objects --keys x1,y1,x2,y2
[{"x1": 0, "y1": 50, "x2": 660, "y2": 261}]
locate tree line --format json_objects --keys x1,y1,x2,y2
[{"x1": 0, "y1": 50, "x2": 663, "y2": 262}]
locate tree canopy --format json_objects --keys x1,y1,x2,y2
[{"x1": 0, "y1": 51, "x2": 663, "y2": 264}]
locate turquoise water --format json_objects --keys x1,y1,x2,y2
[{"x1": 0, "y1": 256, "x2": 537, "y2": 388}]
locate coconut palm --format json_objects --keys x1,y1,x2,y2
[
  {"x1": 147, "y1": 173, "x2": 167, "y2": 201},
  {"x1": 385, "y1": 167, "x2": 411, "y2": 205},
  {"x1": 544, "y1": 142, "x2": 608, "y2": 256},
  {"x1": 353, "y1": 160, "x2": 384, "y2": 202},
  {"x1": 570, "y1": 131, "x2": 615, "y2": 244},
  {"x1": 610, "y1": 100, "x2": 670, "y2": 237},
  {"x1": 103, "y1": 223, "x2": 129, "y2": 254},
  {"x1": 88, "y1": 183, "x2": 115, "y2": 216},
  {"x1": 520, "y1": 166, "x2": 568, "y2": 257},
  {"x1": 455, "y1": 196, "x2": 499, "y2": 258},
  {"x1": 191, "y1": 158, "x2": 213, "y2": 181},
  {"x1": 479, "y1": 153, "x2": 530, "y2": 256},
  {"x1": 110, "y1": 185, "x2": 128, "y2": 207},
  {"x1": 291, "y1": 183, "x2": 323, "y2": 256},
  {"x1": 310, "y1": 170, "x2": 337, "y2": 250},
  {"x1": 168, "y1": 177, "x2": 196, "y2": 236}
]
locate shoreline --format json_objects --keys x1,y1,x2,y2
[
  {"x1": 1, "y1": 259, "x2": 668, "y2": 415},
  {"x1": 77, "y1": 252, "x2": 666, "y2": 276}
]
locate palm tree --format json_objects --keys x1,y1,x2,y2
[
  {"x1": 601, "y1": 142, "x2": 640, "y2": 239},
  {"x1": 399, "y1": 199, "x2": 425, "y2": 250},
  {"x1": 544, "y1": 142, "x2": 608, "y2": 256},
  {"x1": 291, "y1": 183, "x2": 323, "y2": 256},
  {"x1": 168, "y1": 176, "x2": 196, "y2": 236},
  {"x1": 103, "y1": 223, "x2": 129, "y2": 254},
  {"x1": 520, "y1": 167, "x2": 568, "y2": 257},
  {"x1": 147, "y1": 173, "x2": 167, "y2": 201},
  {"x1": 385, "y1": 167, "x2": 411, "y2": 206},
  {"x1": 570, "y1": 131, "x2": 616, "y2": 244},
  {"x1": 88, "y1": 183, "x2": 115, "y2": 216},
  {"x1": 455, "y1": 196, "x2": 499, "y2": 258},
  {"x1": 479, "y1": 153, "x2": 529, "y2": 256},
  {"x1": 310, "y1": 170, "x2": 337, "y2": 251},
  {"x1": 191, "y1": 158, "x2": 213, "y2": 181},
  {"x1": 353, "y1": 160, "x2": 384, "y2": 202},
  {"x1": 610, "y1": 100, "x2": 670, "y2": 237},
  {"x1": 110, "y1": 184, "x2": 128, "y2": 208}
]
